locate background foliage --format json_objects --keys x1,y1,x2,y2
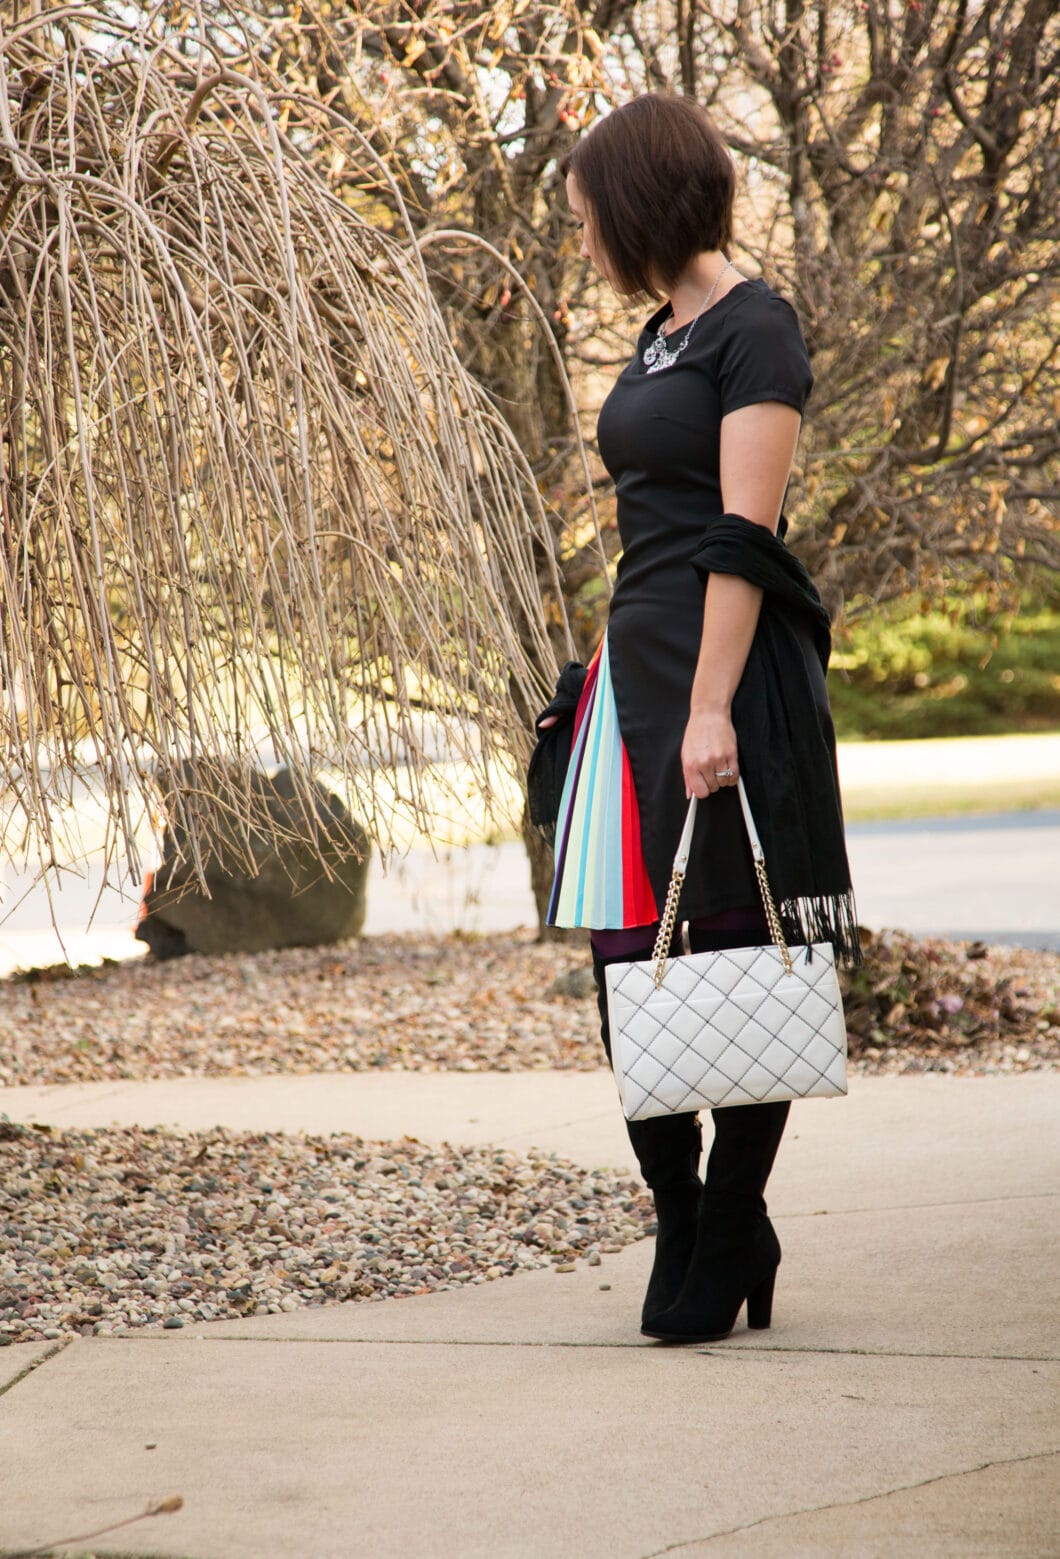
[
  {"x1": 249, "y1": 0, "x2": 1060, "y2": 619},
  {"x1": 827, "y1": 576, "x2": 1059, "y2": 739}
]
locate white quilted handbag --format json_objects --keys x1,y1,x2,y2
[{"x1": 605, "y1": 780, "x2": 848, "y2": 1119}]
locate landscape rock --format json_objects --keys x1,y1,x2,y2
[
  {"x1": 136, "y1": 766, "x2": 370, "y2": 956},
  {"x1": 547, "y1": 965, "x2": 598, "y2": 999}
]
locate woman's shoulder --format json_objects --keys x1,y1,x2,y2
[
  {"x1": 719, "y1": 278, "x2": 812, "y2": 364},
  {"x1": 714, "y1": 277, "x2": 814, "y2": 412},
  {"x1": 724, "y1": 276, "x2": 805, "y2": 330},
  {"x1": 638, "y1": 276, "x2": 804, "y2": 337}
]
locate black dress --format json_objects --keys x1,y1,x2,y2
[{"x1": 596, "y1": 278, "x2": 817, "y2": 921}]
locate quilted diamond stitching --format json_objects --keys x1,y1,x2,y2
[{"x1": 605, "y1": 942, "x2": 847, "y2": 1118}]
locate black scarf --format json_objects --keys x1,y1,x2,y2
[
  {"x1": 690, "y1": 514, "x2": 861, "y2": 966},
  {"x1": 526, "y1": 659, "x2": 587, "y2": 845}
]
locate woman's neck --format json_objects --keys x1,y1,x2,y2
[{"x1": 663, "y1": 253, "x2": 742, "y2": 331}]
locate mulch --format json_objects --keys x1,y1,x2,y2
[{"x1": 0, "y1": 929, "x2": 1055, "y2": 1084}]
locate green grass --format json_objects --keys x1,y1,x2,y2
[
  {"x1": 843, "y1": 777, "x2": 1060, "y2": 823},
  {"x1": 827, "y1": 591, "x2": 1060, "y2": 742}
]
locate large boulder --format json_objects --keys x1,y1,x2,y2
[{"x1": 136, "y1": 766, "x2": 370, "y2": 957}]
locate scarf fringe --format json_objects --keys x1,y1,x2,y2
[{"x1": 779, "y1": 890, "x2": 863, "y2": 967}]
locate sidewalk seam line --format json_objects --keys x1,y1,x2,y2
[
  {"x1": 637, "y1": 1446, "x2": 1060, "y2": 1556},
  {"x1": 100, "y1": 1335, "x2": 1060, "y2": 1363},
  {"x1": 0, "y1": 1338, "x2": 72, "y2": 1402},
  {"x1": 781, "y1": 1192, "x2": 1060, "y2": 1217}
]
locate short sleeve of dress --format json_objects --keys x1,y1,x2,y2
[{"x1": 717, "y1": 291, "x2": 814, "y2": 418}]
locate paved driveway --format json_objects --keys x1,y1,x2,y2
[{"x1": 845, "y1": 808, "x2": 1060, "y2": 951}]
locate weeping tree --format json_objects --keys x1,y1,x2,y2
[{"x1": 0, "y1": 2, "x2": 581, "y2": 898}]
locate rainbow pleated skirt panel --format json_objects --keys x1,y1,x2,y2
[{"x1": 546, "y1": 635, "x2": 658, "y2": 930}]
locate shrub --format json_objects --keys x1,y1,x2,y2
[{"x1": 827, "y1": 590, "x2": 1060, "y2": 740}]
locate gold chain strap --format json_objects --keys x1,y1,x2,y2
[
  {"x1": 753, "y1": 855, "x2": 794, "y2": 976},
  {"x1": 649, "y1": 834, "x2": 794, "y2": 990},
  {"x1": 648, "y1": 785, "x2": 795, "y2": 989},
  {"x1": 651, "y1": 868, "x2": 685, "y2": 988}
]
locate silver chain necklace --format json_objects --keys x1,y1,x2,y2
[{"x1": 642, "y1": 260, "x2": 738, "y2": 374}]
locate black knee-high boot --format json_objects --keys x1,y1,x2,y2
[
  {"x1": 591, "y1": 946, "x2": 702, "y2": 1327},
  {"x1": 641, "y1": 923, "x2": 790, "y2": 1343}
]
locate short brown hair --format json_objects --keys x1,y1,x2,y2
[{"x1": 560, "y1": 95, "x2": 735, "y2": 298}]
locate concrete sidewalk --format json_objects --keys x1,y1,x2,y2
[{"x1": 1, "y1": 1072, "x2": 1058, "y2": 1557}]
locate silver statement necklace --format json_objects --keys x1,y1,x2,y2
[{"x1": 642, "y1": 259, "x2": 739, "y2": 374}]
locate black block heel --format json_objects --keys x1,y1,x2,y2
[
  {"x1": 641, "y1": 1210, "x2": 781, "y2": 1344},
  {"x1": 746, "y1": 1267, "x2": 776, "y2": 1330}
]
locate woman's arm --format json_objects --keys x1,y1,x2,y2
[{"x1": 681, "y1": 401, "x2": 803, "y2": 800}]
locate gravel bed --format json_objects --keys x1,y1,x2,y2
[
  {"x1": 0, "y1": 934, "x2": 597, "y2": 1084},
  {"x1": 0, "y1": 930, "x2": 1055, "y2": 1083},
  {"x1": 0, "y1": 1119, "x2": 651, "y2": 1347}
]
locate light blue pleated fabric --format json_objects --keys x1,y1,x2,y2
[{"x1": 549, "y1": 636, "x2": 637, "y2": 929}]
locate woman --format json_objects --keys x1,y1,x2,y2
[{"x1": 543, "y1": 95, "x2": 858, "y2": 1343}]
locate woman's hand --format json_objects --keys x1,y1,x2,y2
[{"x1": 681, "y1": 707, "x2": 739, "y2": 799}]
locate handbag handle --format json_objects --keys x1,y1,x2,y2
[{"x1": 651, "y1": 778, "x2": 794, "y2": 987}]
